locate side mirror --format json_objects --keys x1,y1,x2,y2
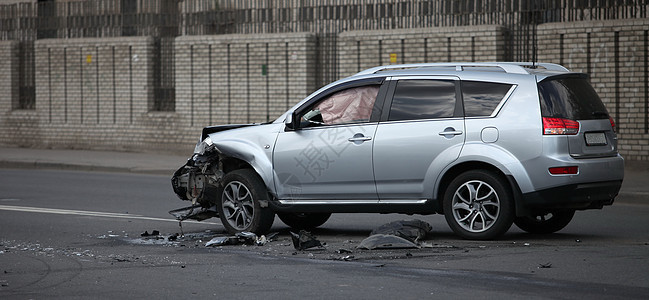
[{"x1": 284, "y1": 112, "x2": 299, "y2": 131}]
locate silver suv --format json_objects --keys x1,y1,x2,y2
[{"x1": 171, "y1": 62, "x2": 624, "y2": 240}]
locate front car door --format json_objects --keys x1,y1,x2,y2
[
  {"x1": 373, "y1": 76, "x2": 465, "y2": 201},
  {"x1": 273, "y1": 79, "x2": 388, "y2": 202}
]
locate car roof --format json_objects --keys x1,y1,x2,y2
[{"x1": 275, "y1": 62, "x2": 582, "y2": 123}]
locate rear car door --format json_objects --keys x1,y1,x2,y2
[
  {"x1": 373, "y1": 77, "x2": 465, "y2": 201},
  {"x1": 273, "y1": 79, "x2": 388, "y2": 201}
]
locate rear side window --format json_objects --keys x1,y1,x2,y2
[
  {"x1": 388, "y1": 80, "x2": 456, "y2": 121},
  {"x1": 538, "y1": 76, "x2": 610, "y2": 120},
  {"x1": 462, "y1": 81, "x2": 513, "y2": 117}
]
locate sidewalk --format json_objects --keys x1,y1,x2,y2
[
  {"x1": 0, "y1": 146, "x2": 647, "y2": 204},
  {"x1": 0, "y1": 146, "x2": 186, "y2": 176}
]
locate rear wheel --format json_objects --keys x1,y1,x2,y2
[
  {"x1": 443, "y1": 170, "x2": 514, "y2": 240},
  {"x1": 278, "y1": 213, "x2": 331, "y2": 230},
  {"x1": 514, "y1": 211, "x2": 575, "y2": 234},
  {"x1": 216, "y1": 169, "x2": 274, "y2": 235}
]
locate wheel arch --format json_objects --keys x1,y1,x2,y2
[
  {"x1": 209, "y1": 138, "x2": 277, "y2": 196},
  {"x1": 435, "y1": 160, "x2": 527, "y2": 217}
]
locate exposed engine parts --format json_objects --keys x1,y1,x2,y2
[{"x1": 171, "y1": 151, "x2": 224, "y2": 206}]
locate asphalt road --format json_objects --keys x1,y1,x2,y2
[{"x1": 1, "y1": 169, "x2": 648, "y2": 299}]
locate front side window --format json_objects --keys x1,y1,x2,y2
[
  {"x1": 388, "y1": 80, "x2": 457, "y2": 121},
  {"x1": 302, "y1": 85, "x2": 380, "y2": 126}
]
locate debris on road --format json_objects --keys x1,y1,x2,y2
[
  {"x1": 358, "y1": 234, "x2": 419, "y2": 250},
  {"x1": 290, "y1": 230, "x2": 324, "y2": 250},
  {"x1": 370, "y1": 219, "x2": 432, "y2": 242},
  {"x1": 538, "y1": 262, "x2": 553, "y2": 269},
  {"x1": 169, "y1": 205, "x2": 218, "y2": 221},
  {"x1": 204, "y1": 232, "x2": 278, "y2": 247},
  {"x1": 205, "y1": 236, "x2": 236, "y2": 247},
  {"x1": 358, "y1": 219, "x2": 433, "y2": 250},
  {"x1": 339, "y1": 255, "x2": 355, "y2": 261},
  {"x1": 141, "y1": 230, "x2": 160, "y2": 237}
]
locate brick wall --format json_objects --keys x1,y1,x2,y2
[
  {"x1": 538, "y1": 19, "x2": 649, "y2": 161},
  {"x1": 0, "y1": 34, "x2": 317, "y2": 154},
  {"x1": 174, "y1": 32, "x2": 317, "y2": 134},
  {"x1": 338, "y1": 25, "x2": 507, "y2": 77},
  {"x1": 0, "y1": 40, "x2": 38, "y2": 148},
  {"x1": 0, "y1": 40, "x2": 19, "y2": 113},
  {"x1": 1, "y1": 23, "x2": 648, "y2": 161},
  {"x1": 0, "y1": 37, "x2": 188, "y2": 152}
]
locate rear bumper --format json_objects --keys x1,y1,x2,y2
[{"x1": 520, "y1": 180, "x2": 622, "y2": 213}]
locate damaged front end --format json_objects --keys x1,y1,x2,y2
[{"x1": 170, "y1": 136, "x2": 224, "y2": 221}]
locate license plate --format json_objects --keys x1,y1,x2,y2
[{"x1": 585, "y1": 132, "x2": 607, "y2": 146}]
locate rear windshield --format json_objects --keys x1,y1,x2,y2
[{"x1": 538, "y1": 76, "x2": 610, "y2": 120}]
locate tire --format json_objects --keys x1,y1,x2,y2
[
  {"x1": 216, "y1": 169, "x2": 275, "y2": 235},
  {"x1": 514, "y1": 210, "x2": 575, "y2": 234},
  {"x1": 278, "y1": 213, "x2": 331, "y2": 230},
  {"x1": 443, "y1": 170, "x2": 514, "y2": 240}
]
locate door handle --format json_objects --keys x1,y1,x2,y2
[
  {"x1": 348, "y1": 136, "x2": 372, "y2": 142},
  {"x1": 438, "y1": 131, "x2": 463, "y2": 136},
  {"x1": 439, "y1": 127, "x2": 463, "y2": 137}
]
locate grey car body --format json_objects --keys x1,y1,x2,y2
[{"x1": 171, "y1": 62, "x2": 624, "y2": 240}]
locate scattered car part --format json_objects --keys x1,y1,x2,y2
[
  {"x1": 169, "y1": 205, "x2": 218, "y2": 221},
  {"x1": 290, "y1": 230, "x2": 324, "y2": 250},
  {"x1": 204, "y1": 231, "x2": 276, "y2": 247},
  {"x1": 370, "y1": 219, "x2": 432, "y2": 242},
  {"x1": 358, "y1": 234, "x2": 419, "y2": 250},
  {"x1": 140, "y1": 230, "x2": 160, "y2": 237}
]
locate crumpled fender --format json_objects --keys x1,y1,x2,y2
[{"x1": 206, "y1": 123, "x2": 282, "y2": 195}]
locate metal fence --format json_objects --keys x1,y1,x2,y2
[{"x1": 1, "y1": 0, "x2": 648, "y2": 111}]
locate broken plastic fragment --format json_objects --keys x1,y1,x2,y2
[
  {"x1": 140, "y1": 230, "x2": 160, "y2": 237},
  {"x1": 538, "y1": 262, "x2": 553, "y2": 269},
  {"x1": 290, "y1": 230, "x2": 324, "y2": 250},
  {"x1": 205, "y1": 236, "x2": 236, "y2": 247},
  {"x1": 168, "y1": 233, "x2": 179, "y2": 241},
  {"x1": 370, "y1": 219, "x2": 432, "y2": 243},
  {"x1": 169, "y1": 205, "x2": 218, "y2": 221},
  {"x1": 256, "y1": 235, "x2": 267, "y2": 246},
  {"x1": 358, "y1": 234, "x2": 419, "y2": 250},
  {"x1": 205, "y1": 232, "x2": 275, "y2": 247}
]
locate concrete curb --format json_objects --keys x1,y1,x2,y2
[{"x1": 0, "y1": 160, "x2": 174, "y2": 176}]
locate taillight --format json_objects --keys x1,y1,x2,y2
[
  {"x1": 549, "y1": 166, "x2": 578, "y2": 175},
  {"x1": 542, "y1": 117, "x2": 579, "y2": 135},
  {"x1": 609, "y1": 117, "x2": 616, "y2": 133}
]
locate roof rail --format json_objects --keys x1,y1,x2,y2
[
  {"x1": 353, "y1": 62, "x2": 570, "y2": 76},
  {"x1": 497, "y1": 62, "x2": 570, "y2": 72}
]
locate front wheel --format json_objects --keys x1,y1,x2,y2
[
  {"x1": 514, "y1": 210, "x2": 575, "y2": 234},
  {"x1": 216, "y1": 169, "x2": 275, "y2": 235},
  {"x1": 443, "y1": 170, "x2": 514, "y2": 240}
]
